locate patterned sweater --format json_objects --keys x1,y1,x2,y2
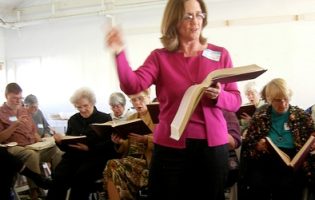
[{"x1": 242, "y1": 105, "x2": 315, "y2": 159}]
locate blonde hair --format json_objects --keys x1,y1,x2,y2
[
  {"x1": 128, "y1": 88, "x2": 151, "y2": 99},
  {"x1": 70, "y1": 87, "x2": 96, "y2": 105},
  {"x1": 265, "y1": 78, "x2": 292, "y2": 104},
  {"x1": 160, "y1": 0, "x2": 208, "y2": 51}
]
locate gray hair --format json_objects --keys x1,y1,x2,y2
[
  {"x1": 109, "y1": 92, "x2": 126, "y2": 106},
  {"x1": 244, "y1": 81, "x2": 258, "y2": 94},
  {"x1": 70, "y1": 87, "x2": 96, "y2": 105},
  {"x1": 24, "y1": 94, "x2": 38, "y2": 105}
]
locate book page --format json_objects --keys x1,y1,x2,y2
[
  {"x1": 61, "y1": 135, "x2": 87, "y2": 140},
  {"x1": 92, "y1": 118, "x2": 141, "y2": 127},
  {"x1": 0, "y1": 141, "x2": 18, "y2": 147},
  {"x1": 265, "y1": 137, "x2": 291, "y2": 166},
  {"x1": 170, "y1": 84, "x2": 207, "y2": 140},
  {"x1": 170, "y1": 64, "x2": 267, "y2": 140},
  {"x1": 290, "y1": 135, "x2": 315, "y2": 168},
  {"x1": 26, "y1": 137, "x2": 56, "y2": 150}
]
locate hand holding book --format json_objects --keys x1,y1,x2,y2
[
  {"x1": 265, "y1": 135, "x2": 315, "y2": 170},
  {"x1": 204, "y1": 82, "x2": 221, "y2": 100},
  {"x1": 90, "y1": 118, "x2": 152, "y2": 139},
  {"x1": 235, "y1": 104, "x2": 257, "y2": 120},
  {"x1": 170, "y1": 64, "x2": 267, "y2": 140}
]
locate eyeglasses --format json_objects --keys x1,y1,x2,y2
[
  {"x1": 111, "y1": 104, "x2": 123, "y2": 109},
  {"x1": 25, "y1": 104, "x2": 38, "y2": 109},
  {"x1": 130, "y1": 95, "x2": 147, "y2": 103},
  {"x1": 75, "y1": 104, "x2": 91, "y2": 110},
  {"x1": 8, "y1": 96, "x2": 24, "y2": 101},
  {"x1": 182, "y1": 12, "x2": 206, "y2": 21},
  {"x1": 272, "y1": 98, "x2": 289, "y2": 104}
]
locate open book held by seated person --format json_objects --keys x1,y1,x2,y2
[
  {"x1": 240, "y1": 78, "x2": 315, "y2": 200},
  {"x1": 46, "y1": 87, "x2": 120, "y2": 200},
  {"x1": 104, "y1": 89, "x2": 155, "y2": 200}
]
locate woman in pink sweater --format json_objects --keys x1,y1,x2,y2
[{"x1": 106, "y1": 0, "x2": 241, "y2": 199}]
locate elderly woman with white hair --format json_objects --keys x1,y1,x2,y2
[
  {"x1": 109, "y1": 92, "x2": 134, "y2": 122},
  {"x1": 47, "y1": 87, "x2": 120, "y2": 200},
  {"x1": 240, "y1": 82, "x2": 266, "y2": 133},
  {"x1": 243, "y1": 81, "x2": 265, "y2": 108},
  {"x1": 240, "y1": 78, "x2": 315, "y2": 200}
]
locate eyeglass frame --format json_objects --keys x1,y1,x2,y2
[
  {"x1": 272, "y1": 98, "x2": 289, "y2": 104},
  {"x1": 182, "y1": 12, "x2": 206, "y2": 21},
  {"x1": 130, "y1": 95, "x2": 148, "y2": 103}
]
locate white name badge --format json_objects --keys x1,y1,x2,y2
[
  {"x1": 9, "y1": 116, "x2": 18, "y2": 122},
  {"x1": 37, "y1": 124, "x2": 44, "y2": 128},
  {"x1": 284, "y1": 123, "x2": 290, "y2": 131},
  {"x1": 202, "y1": 49, "x2": 221, "y2": 61}
]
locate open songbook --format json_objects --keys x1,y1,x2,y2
[
  {"x1": 235, "y1": 104, "x2": 257, "y2": 119},
  {"x1": 170, "y1": 64, "x2": 267, "y2": 140},
  {"x1": 266, "y1": 135, "x2": 315, "y2": 170},
  {"x1": 59, "y1": 135, "x2": 87, "y2": 145},
  {"x1": 26, "y1": 137, "x2": 56, "y2": 151},
  {"x1": 90, "y1": 118, "x2": 152, "y2": 139},
  {"x1": 147, "y1": 102, "x2": 160, "y2": 124},
  {"x1": 56, "y1": 135, "x2": 87, "y2": 151},
  {"x1": 0, "y1": 142, "x2": 18, "y2": 147}
]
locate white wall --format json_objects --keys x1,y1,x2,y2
[
  {"x1": 3, "y1": 0, "x2": 315, "y2": 118},
  {"x1": 0, "y1": 28, "x2": 5, "y2": 104},
  {"x1": 0, "y1": 29, "x2": 4, "y2": 58}
]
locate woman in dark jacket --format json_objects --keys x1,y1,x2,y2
[
  {"x1": 239, "y1": 78, "x2": 315, "y2": 200},
  {"x1": 47, "y1": 87, "x2": 120, "y2": 200}
]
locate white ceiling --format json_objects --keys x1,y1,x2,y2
[
  {"x1": 2, "y1": 0, "x2": 315, "y2": 29},
  {"x1": 0, "y1": 0, "x2": 236, "y2": 28},
  {"x1": 0, "y1": 0, "x2": 166, "y2": 26}
]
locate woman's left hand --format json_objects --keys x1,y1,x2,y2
[{"x1": 204, "y1": 82, "x2": 221, "y2": 100}]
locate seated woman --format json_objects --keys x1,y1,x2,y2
[
  {"x1": 46, "y1": 87, "x2": 120, "y2": 200},
  {"x1": 240, "y1": 81, "x2": 266, "y2": 133},
  {"x1": 109, "y1": 92, "x2": 134, "y2": 122},
  {"x1": 24, "y1": 94, "x2": 52, "y2": 137},
  {"x1": 103, "y1": 88, "x2": 155, "y2": 200},
  {"x1": 240, "y1": 78, "x2": 315, "y2": 200}
]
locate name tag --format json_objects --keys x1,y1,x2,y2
[
  {"x1": 202, "y1": 49, "x2": 221, "y2": 61},
  {"x1": 37, "y1": 124, "x2": 44, "y2": 128},
  {"x1": 9, "y1": 116, "x2": 17, "y2": 122}
]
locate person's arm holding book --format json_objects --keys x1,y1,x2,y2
[{"x1": 111, "y1": 133, "x2": 129, "y2": 154}]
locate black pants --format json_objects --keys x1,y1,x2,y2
[
  {"x1": 148, "y1": 139, "x2": 229, "y2": 200},
  {"x1": 0, "y1": 147, "x2": 24, "y2": 200},
  {"x1": 46, "y1": 156, "x2": 107, "y2": 200}
]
